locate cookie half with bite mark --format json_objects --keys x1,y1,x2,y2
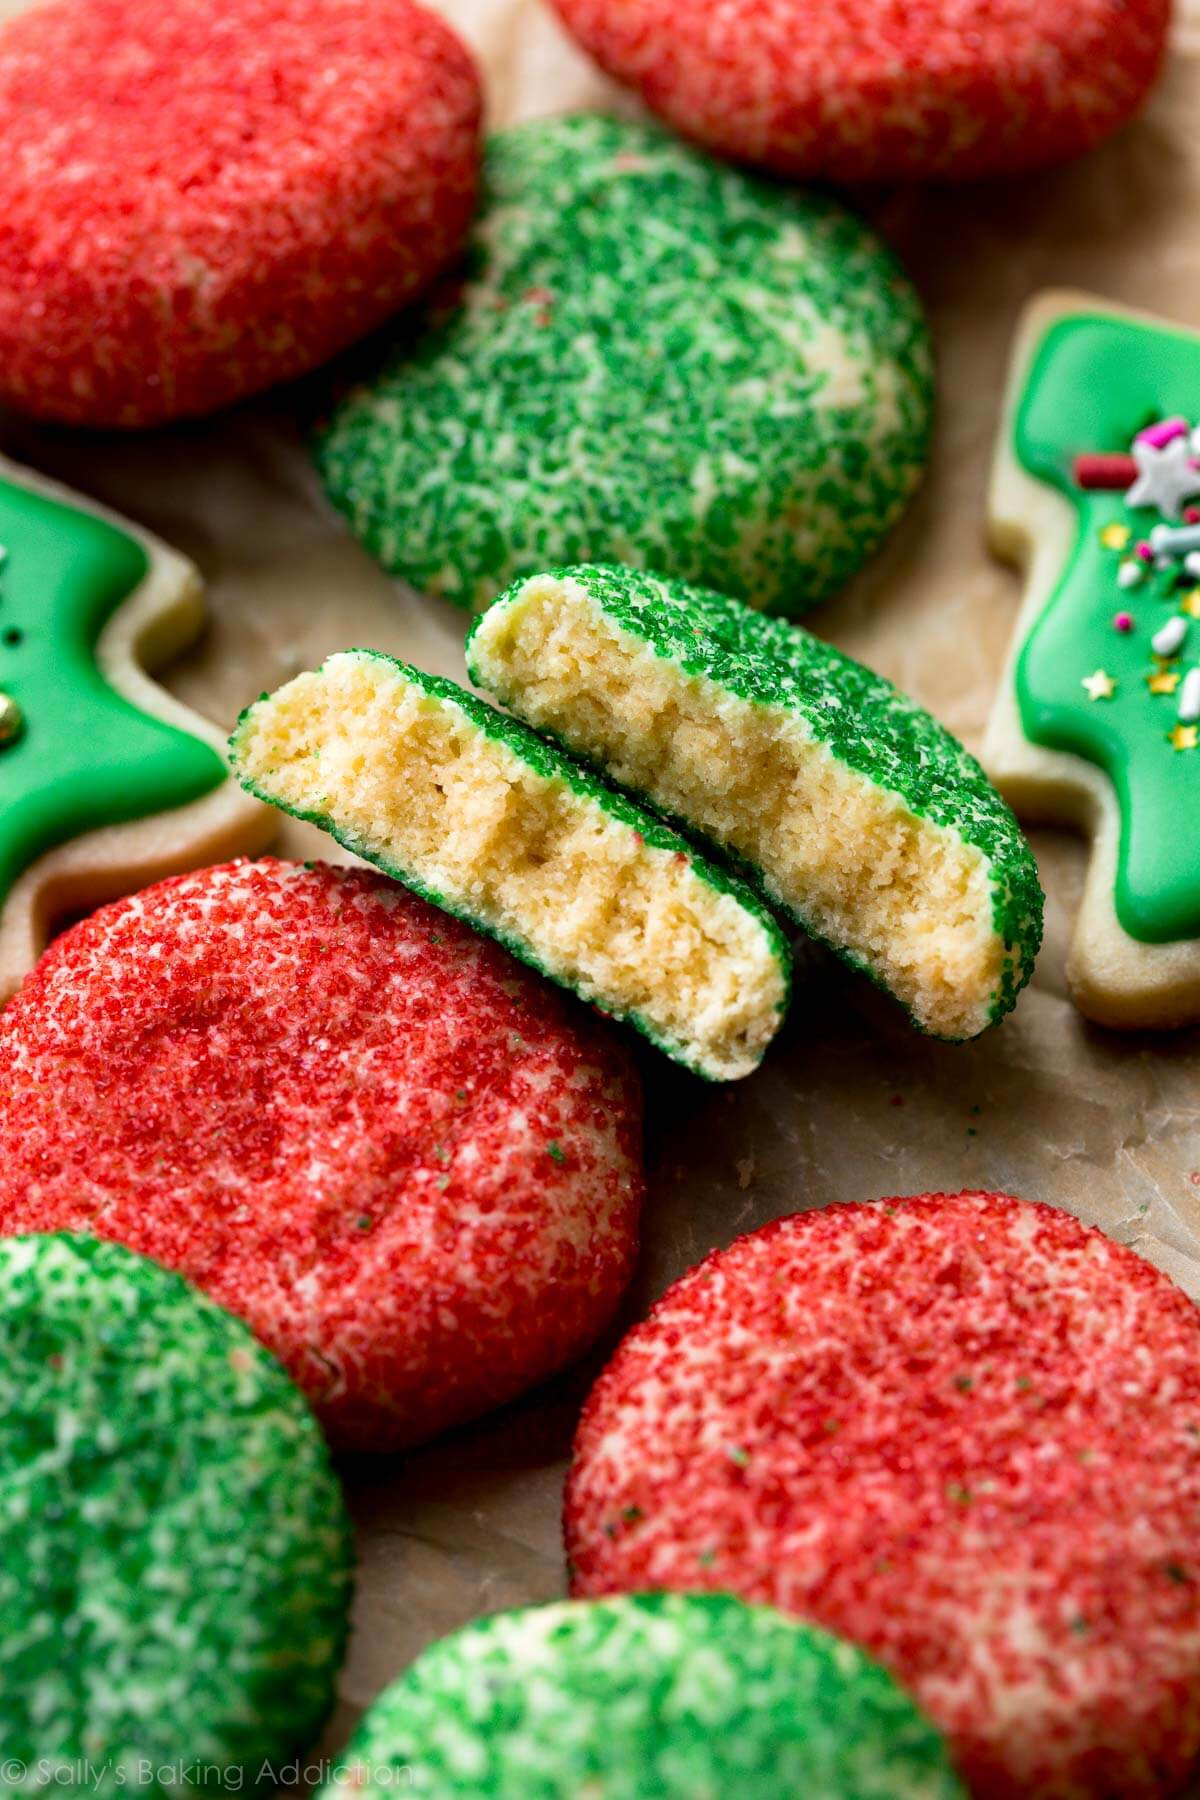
[
  {"x1": 468, "y1": 564, "x2": 1043, "y2": 1040},
  {"x1": 231, "y1": 653, "x2": 791, "y2": 1080}
]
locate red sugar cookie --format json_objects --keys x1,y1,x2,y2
[
  {"x1": 566, "y1": 1191, "x2": 1200, "y2": 1797},
  {"x1": 0, "y1": 859, "x2": 643, "y2": 1451},
  {"x1": 548, "y1": 0, "x2": 1169, "y2": 184},
  {"x1": 0, "y1": 0, "x2": 481, "y2": 426}
]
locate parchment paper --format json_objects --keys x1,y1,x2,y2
[{"x1": 4, "y1": 0, "x2": 1200, "y2": 1758}]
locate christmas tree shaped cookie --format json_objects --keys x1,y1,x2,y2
[
  {"x1": 0, "y1": 455, "x2": 271, "y2": 1001},
  {"x1": 985, "y1": 293, "x2": 1200, "y2": 1027}
]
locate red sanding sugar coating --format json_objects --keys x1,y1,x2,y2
[
  {"x1": 0, "y1": 0, "x2": 481, "y2": 426},
  {"x1": 566, "y1": 1192, "x2": 1200, "y2": 1797},
  {"x1": 0, "y1": 859, "x2": 643, "y2": 1451},
  {"x1": 549, "y1": 0, "x2": 1169, "y2": 183}
]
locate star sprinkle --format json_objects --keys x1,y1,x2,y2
[
  {"x1": 1082, "y1": 670, "x2": 1117, "y2": 701},
  {"x1": 1147, "y1": 669, "x2": 1182, "y2": 696},
  {"x1": 1100, "y1": 522, "x2": 1132, "y2": 551},
  {"x1": 1125, "y1": 436, "x2": 1200, "y2": 519},
  {"x1": 1169, "y1": 724, "x2": 1199, "y2": 751}
]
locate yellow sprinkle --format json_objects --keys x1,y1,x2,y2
[
  {"x1": 1169, "y1": 724, "x2": 1199, "y2": 752},
  {"x1": 1147, "y1": 669, "x2": 1182, "y2": 696},
  {"x1": 1081, "y1": 669, "x2": 1117, "y2": 701},
  {"x1": 1181, "y1": 590, "x2": 1200, "y2": 619},
  {"x1": 1100, "y1": 523, "x2": 1132, "y2": 551}
]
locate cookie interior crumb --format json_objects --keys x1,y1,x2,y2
[
  {"x1": 470, "y1": 575, "x2": 1006, "y2": 1040},
  {"x1": 233, "y1": 652, "x2": 788, "y2": 1080}
]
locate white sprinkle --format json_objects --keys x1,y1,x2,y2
[
  {"x1": 1187, "y1": 551, "x2": 1200, "y2": 580},
  {"x1": 1117, "y1": 561, "x2": 1143, "y2": 589},
  {"x1": 1153, "y1": 616, "x2": 1188, "y2": 658},
  {"x1": 1179, "y1": 667, "x2": 1200, "y2": 723},
  {"x1": 1149, "y1": 522, "x2": 1200, "y2": 557}
]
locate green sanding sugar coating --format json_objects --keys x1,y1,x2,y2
[
  {"x1": 323, "y1": 1593, "x2": 966, "y2": 1799},
  {"x1": 0, "y1": 1233, "x2": 352, "y2": 1794},
  {"x1": 231, "y1": 652, "x2": 791, "y2": 1080},
  {"x1": 468, "y1": 565, "x2": 1045, "y2": 1028},
  {"x1": 313, "y1": 113, "x2": 933, "y2": 617}
]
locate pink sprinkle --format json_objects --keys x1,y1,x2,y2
[
  {"x1": 1137, "y1": 417, "x2": 1190, "y2": 449},
  {"x1": 1136, "y1": 541, "x2": 1155, "y2": 562},
  {"x1": 1186, "y1": 508, "x2": 1200, "y2": 525},
  {"x1": 1114, "y1": 612, "x2": 1134, "y2": 633}
]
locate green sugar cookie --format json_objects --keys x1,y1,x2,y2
[
  {"x1": 231, "y1": 652, "x2": 791, "y2": 1080},
  {"x1": 313, "y1": 113, "x2": 933, "y2": 617},
  {"x1": 321, "y1": 1593, "x2": 966, "y2": 1799},
  {"x1": 0, "y1": 1232, "x2": 352, "y2": 1792},
  {"x1": 468, "y1": 565, "x2": 1044, "y2": 1039}
]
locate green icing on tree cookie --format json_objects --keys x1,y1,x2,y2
[
  {"x1": 323, "y1": 1593, "x2": 966, "y2": 1799},
  {"x1": 1012, "y1": 314, "x2": 1200, "y2": 943},
  {"x1": 313, "y1": 113, "x2": 933, "y2": 617},
  {"x1": 0, "y1": 475, "x2": 226, "y2": 907}
]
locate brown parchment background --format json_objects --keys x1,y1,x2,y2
[{"x1": 4, "y1": 0, "x2": 1200, "y2": 1762}]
